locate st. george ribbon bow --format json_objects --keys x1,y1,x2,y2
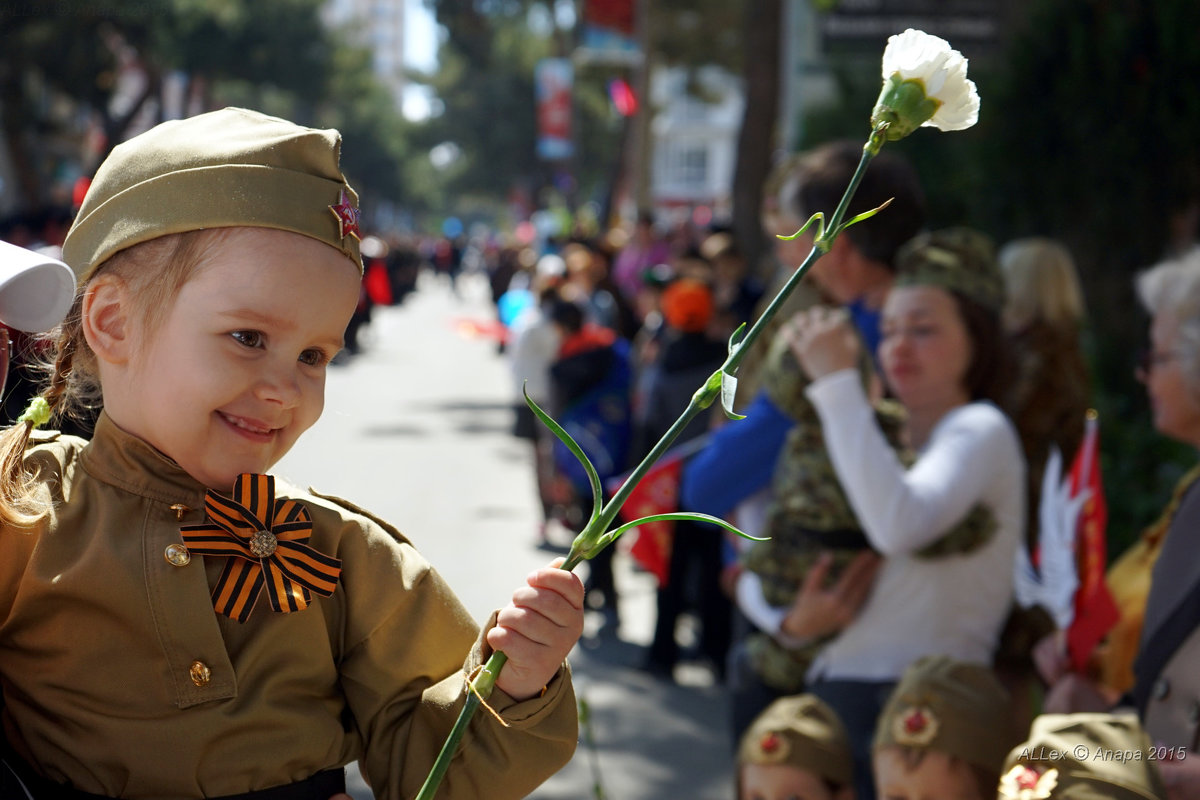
[{"x1": 180, "y1": 473, "x2": 342, "y2": 622}]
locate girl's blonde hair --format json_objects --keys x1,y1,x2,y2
[
  {"x1": 999, "y1": 237, "x2": 1085, "y2": 331},
  {"x1": 0, "y1": 230, "x2": 216, "y2": 527}
]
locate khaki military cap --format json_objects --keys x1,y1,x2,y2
[
  {"x1": 738, "y1": 694, "x2": 854, "y2": 787},
  {"x1": 874, "y1": 655, "x2": 1016, "y2": 774},
  {"x1": 63, "y1": 107, "x2": 362, "y2": 282},
  {"x1": 998, "y1": 713, "x2": 1167, "y2": 800}
]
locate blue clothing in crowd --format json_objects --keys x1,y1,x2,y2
[{"x1": 679, "y1": 301, "x2": 883, "y2": 520}]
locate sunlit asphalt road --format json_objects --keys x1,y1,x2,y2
[{"x1": 276, "y1": 270, "x2": 735, "y2": 800}]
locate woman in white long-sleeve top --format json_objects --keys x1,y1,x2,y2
[{"x1": 780, "y1": 228, "x2": 1026, "y2": 800}]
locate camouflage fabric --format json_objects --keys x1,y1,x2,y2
[
  {"x1": 894, "y1": 227, "x2": 1004, "y2": 312},
  {"x1": 740, "y1": 324, "x2": 997, "y2": 692}
]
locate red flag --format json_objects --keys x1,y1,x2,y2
[
  {"x1": 620, "y1": 456, "x2": 682, "y2": 587},
  {"x1": 608, "y1": 78, "x2": 638, "y2": 117},
  {"x1": 606, "y1": 434, "x2": 711, "y2": 588},
  {"x1": 1066, "y1": 413, "x2": 1120, "y2": 673}
]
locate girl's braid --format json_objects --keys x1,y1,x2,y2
[{"x1": 41, "y1": 318, "x2": 80, "y2": 422}]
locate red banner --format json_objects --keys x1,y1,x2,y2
[
  {"x1": 1066, "y1": 413, "x2": 1120, "y2": 672},
  {"x1": 535, "y1": 59, "x2": 573, "y2": 161},
  {"x1": 621, "y1": 456, "x2": 682, "y2": 587}
]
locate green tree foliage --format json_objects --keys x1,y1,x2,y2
[
  {"x1": 416, "y1": 0, "x2": 752, "y2": 225},
  {"x1": 984, "y1": 0, "x2": 1200, "y2": 548},
  {"x1": 0, "y1": 0, "x2": 410, "y2": 218}
]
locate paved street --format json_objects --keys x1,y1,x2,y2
[{"x1": 276, "y1": 271, "x2": 736, "y2": 800}]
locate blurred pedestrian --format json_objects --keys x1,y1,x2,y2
[
  {"x1": 612, "y1": 210, "x2": 670, "y2": 305},
  {"x1": 507, "y1": 260, "x2": 566, "y2": 543},
  {"x1": 637, "y1": 278, "x2": 732, "y2": 679},
  {"x1": 1035, "y1": 247, "x2": 1200, "y2": 798},
  {"x1": 999, "y1": 236, "x2": 1090, "y2": 550},
  {"x1": 547, "y1": 298, "x2": 633, "y2": 620},
  {"x1": 700, "y1": 230, "x2": 764, "y2": 339}
]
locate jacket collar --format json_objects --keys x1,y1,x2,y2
[{"x1": 78, "y1": 411, "x2": 210, "y2": 510}]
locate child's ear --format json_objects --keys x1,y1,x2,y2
[{"x1": 82, "y1": 273, "x2": 133, "y2": 364}]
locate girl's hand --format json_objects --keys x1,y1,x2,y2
[
  {"x1": 487, "y1": 558, "x2": 585, "y2": 701},
  {"x1": 781, "y1": 550, "x2": 881, "y2": 641},
  {"x1": 782, "y1": 307, "x2": 860, "y2": 380}
]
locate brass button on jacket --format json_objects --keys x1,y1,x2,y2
[
  {"x1": 164, "y1": 544, "x2": 191, "y2": 567},
  {"x1": 189, "y1": 660, "x2": 212, "y2": 687}
]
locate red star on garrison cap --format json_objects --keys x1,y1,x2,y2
[{"x1": 329, "y1": 188, "x2": 361, "y2": 242}]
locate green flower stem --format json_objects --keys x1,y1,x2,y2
[
  {"x1": 416, "y1": 129, "x2": 887, "y2": 800},
  {"x1": 415, "y1": 651, "x2": 507, "y2": 800}
]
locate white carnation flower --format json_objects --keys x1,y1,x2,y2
[{"x1": 870, "y1": 28, "x2": 980, "y2": 142}]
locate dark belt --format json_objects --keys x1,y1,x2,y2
[{"x1": 1, "y1": 752, "x2": 345, "y2": 800}]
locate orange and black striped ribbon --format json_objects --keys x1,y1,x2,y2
[{"x1": 180, "y1": 473, "x2": 341, "y2": 623}]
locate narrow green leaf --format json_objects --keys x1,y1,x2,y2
[
  {"x1": 832, "y1": 197, "x2": 893, "y2": 239},
  {"x1": 523, "y1": 384, "x2": 603, "y2": 526},
  {"x1": 774, "y1": 211, "x2": 825, "y2": 242},
  {"x1": 605, "y1": 512, "x2": 768, "y2": 544}
]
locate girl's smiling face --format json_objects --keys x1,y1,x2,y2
[{"x1": 95, "y1": 227, "x2": 361, "y2": 490}]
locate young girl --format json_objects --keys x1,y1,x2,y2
[
  {"x1": 782, "y1": 228, "x2": 1025, "y2": 800},
  {"x1": 0, "y1": 107, "x2": 583, "y2": 800},
  {"x1": 871, "y1": 656, "x2": 1015, "y2": 800},
  {"x1": 737, "y1": 693, "x2": 855, "y2": 800}
]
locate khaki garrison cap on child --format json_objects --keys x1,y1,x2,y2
[
  {"x1": 62, "y1": 107, "x2": 363, "y2": 282},
  {"x1": 873, "y1": 655, "x2": 1017, "y2": 775},
  {"x1": 739, "y1": 693, "x2": 855, "y2": 788},
  {"x1": 998, "y1": 713, "x2": 1167, "y2": 800}
]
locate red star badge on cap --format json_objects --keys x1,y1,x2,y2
[{"x1": 329, "y1": 188, "x2": 361, "y2": 242}]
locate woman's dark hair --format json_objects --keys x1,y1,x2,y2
[{"x1": 953, "y1": 291, "x2": 1013, "y2": 404}]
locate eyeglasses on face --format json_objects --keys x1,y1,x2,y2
[{"x1": 1136, "y1": 347, "x2": 1181, "y2": 377}]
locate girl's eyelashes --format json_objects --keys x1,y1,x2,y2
[
  {"x1": 229, "y1": 330, "x2": 334, "y2": 366},
  {"x1": 230, "y1": 330, "x2": 265, "y2": 349},
  {"x1": 299, "y1": 348, "x2": 332, "y2": 367}
]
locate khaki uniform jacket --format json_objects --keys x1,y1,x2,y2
[{"x1": 0, "y1": 414, "x2": 577, "y2": 799}]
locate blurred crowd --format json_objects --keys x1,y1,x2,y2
[
  {"x1": 472, "y1": 139, "x2": 1200, "y2": 800},
  {"x1": 4, "y1": 135, "x2": 1200, "y2": 800}
]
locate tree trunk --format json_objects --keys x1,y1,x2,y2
[
  {"x1": 730, "y1": 0, "x2": 781, "y2": 280},
  {"x1": 0, "y1": 72, "x2": 44, "y2": 210}
]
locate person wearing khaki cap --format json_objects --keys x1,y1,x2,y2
[
  {"x1": 872, "y1": 656, "x2": 1019, "y2": 800},
  {"x1": 997, "y1": 713, "x2": 1167, "y2": 800},
  {"x1": 738, "y1": 693, "x2": 855, "y2": 800},
  {"x1": 0, "y1": 107, "x2": 582, "y2": 800}
]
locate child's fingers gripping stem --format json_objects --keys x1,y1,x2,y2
[{"x1": 486, "y1": 558, "x2": 585, "y2": 701}]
